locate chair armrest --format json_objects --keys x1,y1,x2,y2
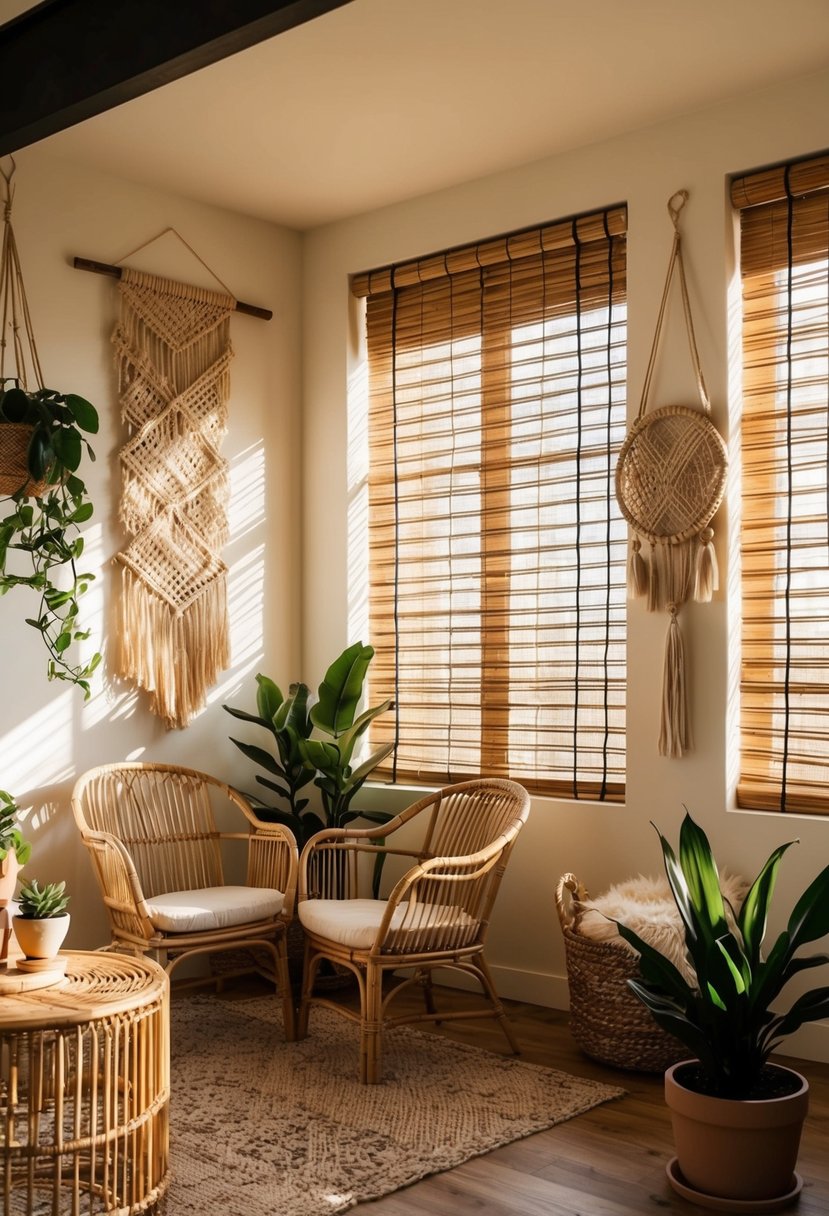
[
  {"x1": 76, "y1": 826, "x2": 155, "y2": 940},
  {"x1": 298, "y1": 827, "x2": 427, "y2": 902},
  {"x1": 245, "y1": 827, "x2": 299, "y2": 920}
]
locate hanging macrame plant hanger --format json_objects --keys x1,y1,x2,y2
[{"x1": 615, "y1": 191, "x2": 727, "y2": 758}]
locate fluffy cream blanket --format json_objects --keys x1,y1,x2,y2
[{"x1": 576, "y1": 872, "x2": 749, "y2": 982}]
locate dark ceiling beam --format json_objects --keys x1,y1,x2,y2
[{"x1": 0, "y1": 0, "x2": 353, "y2": 156}]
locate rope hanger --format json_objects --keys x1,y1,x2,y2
[{"x1": 73, "y1": 226, "x2": 272, "y2": 321}]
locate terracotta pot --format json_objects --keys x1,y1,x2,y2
[
  {"x1": 665, "y1": 1059, "x2": 809, "y2": 1204},
  {"x1": 0, "y1": 851, "x2": 21, "y2": 906},
  {"x1": 13, "y1": 913, "x2": 70, "y2": 961}
]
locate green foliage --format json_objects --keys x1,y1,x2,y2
[
  {"x1": 0, "y1": 790, "x2": 31, "y2": 866},
  {"x1": 616, "y1": 811, "x2": 829, "y2": 1099},
  {"x1": 17, "y1": 878, "x2": 69, "y2": 919},
  {"x1": 0, "y1": 382, "x2": 101, "y2": 695},
  {"x1": 224, "y1": 643, "x2": 396, "y2": 857}
]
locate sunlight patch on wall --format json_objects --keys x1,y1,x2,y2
[
  {"x1": 228, "y1": 442, "x2": 266, "y2": 539},
  {"x1": 0, "y1": 692, "x2": 74, "y2": 795},
  {"x1": 347, "y1": 337, "x2": 370, "y2": 644},
  {"x1": 205, "y1": 544, "x2": 266, "y2": 708}
]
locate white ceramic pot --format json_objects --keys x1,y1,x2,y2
[{"x1": 13, "y1": 913, "x2": 70, "y2": 960}]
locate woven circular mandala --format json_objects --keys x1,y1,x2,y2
[{"x1": 615, "y1": 403, "x2": 727, "y2": 544}]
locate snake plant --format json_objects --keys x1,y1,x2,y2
[{"x1": 616, "y1": 811, "x2": 829, "y2": 1099}]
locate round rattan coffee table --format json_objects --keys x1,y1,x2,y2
[{"x1": 0, "y1": 951, "x2": 170, "y2": 1215}]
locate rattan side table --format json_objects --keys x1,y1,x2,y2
[{"x1": 0, "y1": 951, "x2": 170, "y2": 1215}]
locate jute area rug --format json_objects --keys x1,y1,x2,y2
[{"x1": 167, "y1": 995, "x2": 623, "y2": 1216}]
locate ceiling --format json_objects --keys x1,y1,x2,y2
[{"x1": 21, "y1": 0, "x2": 829, "y2": 230}]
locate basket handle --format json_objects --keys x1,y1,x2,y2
[{"x1": 555, "y1": 872, "x2": 588, "y2": 932}]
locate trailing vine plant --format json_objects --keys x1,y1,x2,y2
[
  {"x1": 0, "y1": 383, "x2": 101, "y2": 695},
  {"x1": 0, "y1": 157, "x2": 101, "y2": 696}
]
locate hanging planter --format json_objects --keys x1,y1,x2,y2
[
  {"x1": 615, "y1": 191, "x2": 727, "y2": 758},
  {"x1": 0, "y1": 158, "x2": 102, "y2": 696},
  {"x1": 0, "y1": 421, "x2": 47, "y2": 497}
]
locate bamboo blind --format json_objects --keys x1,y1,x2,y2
[
  {"x1": 355, "y1": 205, "x2": 627, "y2": 801},
  {"x1": 734, "y1": 152, "x2": 829, "y2": 814}
]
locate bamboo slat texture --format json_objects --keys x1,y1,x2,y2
[{"x1": 0, "y1": 951, "x2": 169, "y2": 1216}]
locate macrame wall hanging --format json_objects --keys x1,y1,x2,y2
[
  {"x1": 615, "y1": 192, "x2": 727, "y2": 758},
  {"x1": 112, "y1": 252, "x2": 236, "y2": 730}
]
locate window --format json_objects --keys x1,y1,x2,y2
[
  {"x1": 733, "y1": 154, "x2": 829, "y2": 814},
  {"x1": 352, "y1": 205, "x2": 627, "y2": 800}
]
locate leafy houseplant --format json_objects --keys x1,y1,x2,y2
[
  {"x1": 0, "y1": 381, "x2": 101, "y2": 695},
  {"x1": 616, "y1": 811, "x2": 829, "y2": 1204},
  {"x1": 13, "y1": 878, "x2": 71, "y2": 961},
  {"x1": 0, "y1": 789, "x2": 32, "y2": 872},
  {"x1": 224, "y1": 642, "x2": 396, "y2": 849}
]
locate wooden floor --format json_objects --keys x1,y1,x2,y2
[{"x1": 309, "y1": 981, "x2": 829, "y2": 1216}]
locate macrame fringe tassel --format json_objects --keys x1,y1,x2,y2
[
  {"x1": 647, "y1": 542, "x2": 661, "y2": 613},
  {"x1": 628, "y1": 538, "x2": 649, "y2": 599},
  {"x1": 694, "y1": 527, "x2": 718, "y2": 602},
  {"x1": 659, "y1": 605, "x2": 690, "y2": 758},
  {"x1": 117, "y1": 565, "x2": 230, "y2": 730}
]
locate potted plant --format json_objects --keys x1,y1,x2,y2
[
  {"x1": 12, "y1": 878, "x2": 70, "y2": 961},
  {"x1": 224, "y1": 642, "x2": 396, "y2": 851},
  {"x1": 0, "y1": 380, "x2": 101, "y2": 696},
  {"x1": 0, "y1": 789, "x2": 32, "y2": 904},
  {"x1": 616, "y1": 811, "x2": 829, "y2": 1208}
]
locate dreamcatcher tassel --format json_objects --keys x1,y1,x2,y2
[
  {"x1": 694, "y1": 527, "x2": 718, "y2": 603},
  {"x1": 659, "y1": 604, "x2": 689, "y2": 758},
  {"x1": 628, "y1": 537, "x2": 649, "y2": 599},
  {"x1": 647, "y1": 542, "x2": 662, "y2": 613}
]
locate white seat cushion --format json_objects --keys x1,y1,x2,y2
[
  {"x1": 298, "y1": 897, "x2": 476, "y2": 950},
  {"x1": 146, "y1": 885, "x2": 285, "y2": 934}
]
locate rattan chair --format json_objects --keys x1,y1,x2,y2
[
  {"x1": 296, "y1": 778, "x2": 530, "y2": 1083},
  {"x1": 72, "y1": 762, "x2": 298, "y2": 1038}
]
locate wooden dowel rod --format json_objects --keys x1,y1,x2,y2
[{"x1": 72, "y1": 256, "x2": 273, "y2": 321}]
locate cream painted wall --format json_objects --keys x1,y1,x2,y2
[
  {"x1": 302, "y1": 68, "x2": 829, "y2": 1061},
  {"x1": 0, "y1": 148, "x2": 302, "y2": 949}
]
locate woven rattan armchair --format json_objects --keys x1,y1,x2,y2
[
  {"x1": 72, "y1": 762, "x2": 298, "y2": 1038},
  {"x1": 297, "y1": 778, "x2": 530, "y2": 1083}
]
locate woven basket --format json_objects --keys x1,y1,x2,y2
[
  {"x1": 556, "y1": 872, "x2": 685, "y2": 1072},
  {"x1": 0, "y1": 423, "x2": 47, "y2": 497},
  {"x1": 615, "y1": 403, "x2": 727, "y2": 544}
]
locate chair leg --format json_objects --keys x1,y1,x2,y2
[
  {"x1": 275, "y1": 936, "x2": 296, "y2": 1042},
  {"x1": 362, "y1": 960, "x2": 384, "y2": 1084},
  {"x1": 476, "y1": 953, "x2": 520, "y2": 1055},
  {"x1": 296, "y1": 939, "x2": 323, "y2": 1040},
  {"x1": 417, "y1": 967, "x2": 442, "y2": 1024}
]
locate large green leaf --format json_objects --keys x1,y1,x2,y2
[
  {"x1": 738, "y1": 840, "x2": 795, "y2": 969},
  {"x1": 786, "y1": 862, "x2": 829, "y2": 948},
  {"x1": 626, "y1": 980, "x2": 715, "y2": 1068},
  {"x1": 310, "y1": 642, "x2": 374, "y2": 736},
  {"x1": 274, "y1": 682, "x2": 312, "y2": 738},
  {"x1": 334, "y1": 700, "x2": 392, "y2": 766},
  {"x1": 299, "y1": 738, "x2": 342, "y2": 777},
  {"x1": 223, "y1": 704, "x2": 272, "y2": 730},
  {"x1": 615, "y1": 920, "x2": 695, "y2": 1006},
  {"x1": 255, "y1": 674, "x2": 283, "y2": 723},
  {"x1": 229, "y1": 738, "x2": 283, "y2": 777},
  {"x1": 679, "y1": 813, "x2": 727, "y2": 939},
  {"x1": 768, "y1": 985, "x2": 829, "y2": 1039},
  {"x1": 340, "y1": 741, "x2": 396, "y2": 792},
  {"x1": 63, "y1": 394, "x2": 99, "y2": 434}
]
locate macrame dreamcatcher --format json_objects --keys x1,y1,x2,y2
[
  {"x1": 112, "y1": 267, "x2": 235, "y2": 729},
  {"x1": 615, "y1": 191, "x2": 727, "y2": 758}
]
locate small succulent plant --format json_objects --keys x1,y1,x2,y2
[{"x1": 16, "y1": 878, "x2": 70, "y2": 919}]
